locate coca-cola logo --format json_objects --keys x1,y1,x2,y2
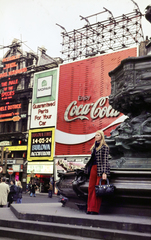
[{"x1": 64, "y1": 96, "x2": 120, "y2": 122}]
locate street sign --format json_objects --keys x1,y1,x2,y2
[
  {"x1": 8, "y1": 167, "x2": 13, "y2": 175},
  {"x1": 0, "y1": 166, "x2": 3, "y2": 173}
]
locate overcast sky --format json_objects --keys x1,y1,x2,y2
[{"x1": 0, "y1": 0, "x2": 151, "y2": 59}]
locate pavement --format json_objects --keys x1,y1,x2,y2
[{"x1": 0, "y1": 193, "x2": 150, "y2": 225}]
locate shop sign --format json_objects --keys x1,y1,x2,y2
[
  {"x1": 13, "y1": 165, "x2": 20, "y2": 172},
  {"x1": 4, "y1": 146, "x2": 27, "y2": 151},
  {"x1": 7, "y1": 160, "x2": 16, "y2": 164},
  {"x1": 27, "y1": 164, "x2": 53, "y2": 174},
  {"x1": 0, "y1": 141, "x2": 11, "y2": 146}
]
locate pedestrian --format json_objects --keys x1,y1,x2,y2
[
  {"x1": 84, "y1": 130, "x2": 110, "y2": 215},
  {"x1": 27, "y1": 181, "x2": 32, "y2": 195},
  {"x1": 16, "y1": 181, "x2": 23, "y2": 203},
  {"x1": 30, "y1": 182, "x2": 37, "y2": 197},
  {"x1": 0, "y1": 177, "x2": 10, "y2": 208},
  {"x1": 48, "y1": 182, "x2": 53, "y2": 198},
  {"x1": 8, "y1": 180, "x2": 18, "y2": 207}
]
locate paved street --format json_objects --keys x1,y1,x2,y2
[{"x1": 21, "y1": 192, "x2": 59, "y2": 204}]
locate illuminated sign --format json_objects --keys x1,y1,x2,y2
[
  {"x1": 0, "y1": 54, "x2": 27, "y2": 123},
  {"x1": 0, "y1": 103, "x2": 21, "y2": 122},
  {"x1": 0, "y1": 78, "x2": 18, "y2": 100},
  {"x1": 27, "y1": 128, "x2": 55, "y2": 161},
  {"x1": 0, "y1": 115, "x2": 21, "y2": 123},
  {"x1": 3, "y1": 62, "x2": 17, "y2": 69},
  {"x1": 0, "y1": 67, "x2": 27, "y2": 79},
  {"x1": 2, "y1": 54, "x2": 20, "y2": 62},
  {"x1": 0, "y1": 104, "x2": 21, "y2": 112},
  {"x1": 0, "y1": 54, "x2": 27, "y2": 79},
  {"x1": 4, "y1": 146, "x2": 27, "y2": 151}
]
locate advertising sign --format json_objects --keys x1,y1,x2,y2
[
  {"x1": 27, "y1": 127, "x2": 55, "y2": 161},
  {"x1": 55, "y1": 48, "x2": 137, "y2": 155},
  {"x1": 0, "y1": 54, "x2": 27, "y2": 123},
  {"x1": 30, "y1": 69, "x2": 58, "y2": 128}
]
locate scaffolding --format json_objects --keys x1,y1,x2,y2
[{"x1": 57, "y1": 6, "x2": 144, "y2": 62}]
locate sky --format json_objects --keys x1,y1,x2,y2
[{"x1": 0, "y1": 0, "x2": 151, "y2": 59}]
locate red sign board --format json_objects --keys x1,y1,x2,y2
[
  {"x1": 0, "y1": 166, "x2": 3, "y2": 173},
  {"x1": 8, "y1": 168, "x2": 13, "y2": 175},
  {"x1": 55, "y1": 48, "x2": 137, "y2": 155}
]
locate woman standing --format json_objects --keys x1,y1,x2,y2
[{"x1": 84, "y1": 130, "x2": 110, "y2": 215}]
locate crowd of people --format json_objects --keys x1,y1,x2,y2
[
  {"x1": 0, "y1": 175, "x2": 55, "y2": 208},
  {"x1": 0, "y1": 177, "x2": 23, "y2": 208}
]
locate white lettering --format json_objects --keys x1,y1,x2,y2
[
  {"x1": 64, "y1": 97, "x2": 120, "y2": 122},
  {"x1": 32, "y1": 144, "x2": 50, "y2": 151}
]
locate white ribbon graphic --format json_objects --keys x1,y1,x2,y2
[{"x1": 55, "y1": 115, "x2": 128, "y2": 145}]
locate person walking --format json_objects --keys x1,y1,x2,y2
[
  {"x1": 48, "y1": 182, "x2": 53, "y2": 198},
  {"x1": 84, "y1": 130, "x2": 110, "y2": 215},
  {"x1": 16, "y1": 180, "x2": 23, "y2": 203},
  {"x1": 30, "y1": 182, "x2": 37, "y2": 197},
  {"x1": 0, "y1": 177, "x2": 10, "y2": 208},
  {"x1": 8, "y1": 180, "x2": 18, "y2": 207}
]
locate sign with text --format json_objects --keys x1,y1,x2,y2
[
  {"x1": 27, "y1": 163, "x2": 53, "y2": 174},
  {"x1": 55, "y1": 47, "x2": 137, "y2": 155},
  {"x1": 0, "y1": 54, "x2": 26, "y2": 123},
  {"x1": 30, "y1": 69, "x2": 58, "y2": 128},
  {"x1": 27, "y1": 128, "x2": 55, "y2": 161}
]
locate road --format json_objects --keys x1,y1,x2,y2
[{"x1": 21, "y1": 192, "x2": 59, "y2": 204}]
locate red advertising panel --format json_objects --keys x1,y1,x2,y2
[{"x1": 56, "y1": 48, "x2": 137, "y2": 155}]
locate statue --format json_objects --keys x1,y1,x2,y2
[{"x1": 56, "y1": 7, "x2": 151, "y2": 214}]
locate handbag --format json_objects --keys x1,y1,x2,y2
[{"x1": 95, "y1": 178, "x2": 115, "y2": 197}]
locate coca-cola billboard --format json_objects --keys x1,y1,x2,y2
[{"x1": 55, "y1": 48, "x2": 137, "y2": 155}]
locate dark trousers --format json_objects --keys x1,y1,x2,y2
[
  {"x1": 48, "y1": 190, "x2": 52, "y2": 198},
  {"x1": 87, "y1": 165, "x2": 105, "y2": 213}
]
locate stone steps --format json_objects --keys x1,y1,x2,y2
[{"x1": 0, "y1": 215, "x2": 150, "y2": 240}]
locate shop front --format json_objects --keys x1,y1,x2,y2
[{"x1": 27, "y1": 161, "x2": 53, "y2": 192}]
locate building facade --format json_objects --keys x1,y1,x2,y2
[{"x1": 0, "y1": 39, "x2": 62, "y2": 191}]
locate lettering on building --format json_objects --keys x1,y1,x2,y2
[{"x1": 64, "y1": 96, "x2": 120, "y2": 122}]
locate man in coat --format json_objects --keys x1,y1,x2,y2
[
  {"x1": 0, "y1": 177, "x2": 10, "y2": 207},
  {"x1": 8, "y1": 180, "x2": 18, "y2": 207}
]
